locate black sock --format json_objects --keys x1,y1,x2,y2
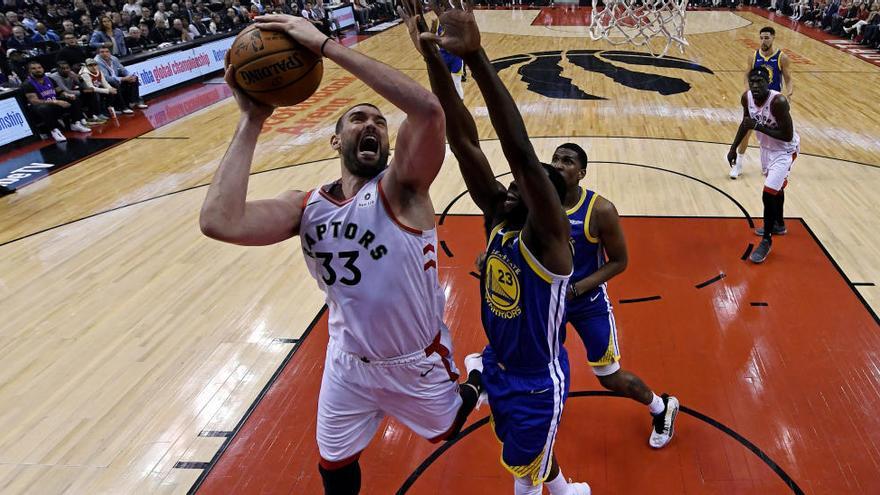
[
  {"x1": 319, "y1": 461, "x2": 361, "y2": 495},
  {"x1": 776, "y1": 190, "x2": 785, "y2": 228},
  {"x1": 762, "y1": 190, "x2": 775, "y2": 242},
  {"x1": 441, "y1": 369, "x2": 483, "y2": 440}
]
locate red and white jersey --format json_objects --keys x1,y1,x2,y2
[
  {"x1": 747, "y1": 90, "x2": 800, "y2": 153},
  {"x1": 299, "y1": 170, "x2": 445, "y2": 360}
]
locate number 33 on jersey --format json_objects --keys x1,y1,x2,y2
[{"x1": 298, "y1": 171, "x2": 447, "y2": 359}]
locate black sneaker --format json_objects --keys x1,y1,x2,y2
[
  {"x1": 750, "y1": 238, "x2": 772, "y2": 263},
  {"x1": 755, "y1": 223, "x2": 787, "y2": 236},
  {"x1": 649, "y1": 394, "x2": 680, "y2": 448}
]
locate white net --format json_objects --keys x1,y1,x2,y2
[{"x1": 588, "y1": 0, "x2": 690, "y2": 57}]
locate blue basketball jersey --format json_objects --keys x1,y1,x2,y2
[
  {"x1": 754, "y1": 49, "x2": 783, "y2": 92},
  {"x1": 480, "y1": 222, "x2": 570, "y2": 373},
  {"x1": 567, "y1": 187, "x2": 604, "y2": 284}
]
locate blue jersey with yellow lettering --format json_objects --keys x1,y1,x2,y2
[
  {"x1": 754, "y1": 49, "x2": 783, "y2": 92},
  {"x1": 480, "y1": 222, "x2": 570, "y2": 373}
]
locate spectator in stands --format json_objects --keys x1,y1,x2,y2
[
  {"x1": 0, "y1": 13, "x2": 13, "y2": 42},
  {"x1": 842, "y1": 1, "x2": 871, "y2": 34},
  {"x1": 22, "y1": 61, "x2": 92, "y2": 142},
  {"x1": 140, "y1": 20, "x2": 165, "y2": 44},
  {"x1": 96, "y1": 46, "x2": 148, "y2": 112},
  {"x1": 72, "y1": 1, "x2": 90, "y2": 20},
  {"x1": 31, "y1": 22, "x2": 61, "y2": 43},
  {"x1": 123, "y1": 0, "x2": 143, "y2": 17},
  {"x1": 351, "y1": 0, "x2": 369, "y2": 27},
  {"x1": 121, "y1": 12, "x2": 135, "y2": 29},
  {"x1": 802, "y1": 0, "x2": 827, "y2": 25},
  {"x1": 170, "y1": 17, "x2": 193, "y2": 41},
  {"x1": 189, "y1": 16, "x2": 208, "y2": 36},
  {"x1": 181, "y1": 0, "x2": 197, "y2": 23},
  {"x1": 0, "y1": 66, "x2": 21, "y2": 88},
  {"x1": 91, "y1": 14, "x2": 129, "y2": 56},
  {"x1": 61, "y1": 20, "x2": 77, "y2": 37},
  {"x1": 223, "y1": 8, "x2": 239, "y2": 28},
  {"x1": 154, "y1": 2, "x2": 170, "y2": 25},
  {"x1": 79, "y1": 57, "x2": 117, "y2": 118},
  {"x1": 45, "y1": 5, "x2": 63, "y2": 28},
  {"x1": 7, "y1": 26, "x2": 35, "y2": 50},
  {"x1": 208, "y1": 12, "x2": 223, "y2": 33},
  {"x1": 861, "y1": 10, "x2": 880, "y2": 45},
  {"x1": 6, "y1": 48, "x2": 28, "y2": 79},
  {"x1": 77, "y1": 14, "x2": 94, "y2": 41},
  {"x1": 125, "y1": 26, "x2": 151, "y2": 50},
  {"x1": 57, "y1": 33, "x2": 88, "y2": 70},
  {"x1": 20, "y1": 11, "x2": 38, "y2": 32},
  {"x1": 49, "y1": 60, "x2": 105, "y2": 124},
  {"x1": 137, "y1": 7, "x2": 153, "y2": 29},
  {"x1": 4, "y1": 11, "x2": 22, "y2": 30}
]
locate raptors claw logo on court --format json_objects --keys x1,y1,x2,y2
[{"x1": 491, "y1": 50, "x2": 714, "y2": 100}]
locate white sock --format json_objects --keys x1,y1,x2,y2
[
  {"x1": 545, "y1": 470, "x2": 570, "y2": 494},
  {"x1": 514, "y1": 476, "x2": 542, "y2": 495},
  {"x1": 736, "y1": 152, "x2": 745, "y2": 166},
  {"x1": 649, "y1": 393, "x2": 665, "y2": 415}
]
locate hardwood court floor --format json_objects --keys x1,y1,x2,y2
[
  {"x1": 0, "y1": 8, "x2": 879, "y2": 494},
  {"x1": 196, "y1": 216, "x2": 880, "y2": 495}
]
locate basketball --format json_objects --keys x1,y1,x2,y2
[{"x1": 226, "y1": 25, "x2": 323, "y2": 107}]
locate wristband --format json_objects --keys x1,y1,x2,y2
[
  {"x1": 320, "y1": 37, "x2": 331, "y2": 57},
  {"x1": 569, "y1": 283, "x2": 579, "y2": 299}
]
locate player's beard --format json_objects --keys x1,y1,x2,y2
[
  {"x1": 340, "y1": 136, "x2": 389, "y2": 179},
  {"x1": 501, "y1": 200, "x2": 528, "y2": 230}
]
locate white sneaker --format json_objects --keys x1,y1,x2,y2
[
  {"x1": 568, "y1": 482, "x2": 592, "y2": 495},
  {"x1": 70, "y1": 122, "x2": 92, "y2": 133},
  {"x1": 649, "y1": 394, "x2": 680, "y2": 448},
  {"x1": 463, "y1": 353, "x2": 488, "y2": 409},
  {"x1": 729, "y1": 161, "x2": 742, "y2": 179},
  {"x1": 121, "y1": 108, "x2": 134, "y2": 114},
  {"x1": 135, "y1": 102, "x2": 148, "y2": 109},
  {"x1": 50, "y1": 128, "x2": 67, "y2": 142}
]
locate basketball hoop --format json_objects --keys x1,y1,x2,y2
[{"x1": 589, "y1": 0, "x2": 690, "y2": 57}]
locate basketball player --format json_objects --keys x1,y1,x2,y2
[
  {"x1": 404, "y1": 0, "x2": 679, "y2": 451},
  {"x1": 200, "y1": 14, "x2": 482, "y2": 495},
  {"x1": 551, "y1": 142, "x2": 679, "y2": 448},
  {"x1": 402, "y1": 1, "x2": 590, "y2": 493},
  {"x1": 438, "y1": 26, "x2": 465, "y2": 98},
  {"x1": 730, "y1": 26, "x2": 794, "y2": 179},
  {"x1": 728, "y1": 66, "x2": 800, "y2": 263}
]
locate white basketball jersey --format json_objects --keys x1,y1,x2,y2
[
  {"x1": 299, "y1": 171, "x2": 445, "y2": 360},
  {"x1": 747, "y1": 90, "x2": 800, "y2": 153}
]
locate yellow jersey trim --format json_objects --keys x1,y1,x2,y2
[
  {"x1": 584, "y1": 193, "x2": 600, "y2": 244},
  {"x1": 565, "y1": 187, "x2": 587, "y2": 216},
  {"x1": 487, "y1": 221, "x2": 506, "y2": 250},
  {"x1": 518, "y1": 236, "x2": 553, "y2": 284}
]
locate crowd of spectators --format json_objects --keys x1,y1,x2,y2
[
  {"x1": 734, "y1": 0, "x2": 880, "y2": 49},
  {"x1": 0, "y1": 0, "x2": 398, "y2": 142}
]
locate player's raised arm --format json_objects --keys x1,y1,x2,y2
[
  {"x1": 256, "y1": 14, "x2": 445, "y2": 196},
  {"x1": 423, "y1": 0, "x2": 570, "y2": 273},
  {"x1": 399, "y1": 0, "x2": 505, "y2": 226},
  {"x1": 199, "y1": 68, "x2": 306, "y2": 246}
]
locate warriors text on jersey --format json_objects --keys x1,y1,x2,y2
[
  {"x1": 299, "y1": 170, "x2": 444, "y2": 360},
  {"x1": 754, "y1": 49, "x2": 783, "y2": 92}
]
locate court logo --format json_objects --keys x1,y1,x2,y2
[
  {"x1": 491, "y1": 50, "x2": 714, "y2": 100},
  {"x1": 485, "y1": 254, "x2": 522, "y2": 319}
]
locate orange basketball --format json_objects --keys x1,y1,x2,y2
[{"x1": 227, "y1": 25, "x2": 323, "y2": 107}]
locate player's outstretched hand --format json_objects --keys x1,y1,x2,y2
[
  {"x1": 255, "y1": 14, "x2": 327, "y2": 55},
  {"x1": 420, "y1": 0, "x2": 481, "y2": 57},
  {"x1": 224, "y1": 64, "x2": 274, "y2": 122},
  {"x1": 398, "y1": 0, "x2": 439, "y2": 58}
]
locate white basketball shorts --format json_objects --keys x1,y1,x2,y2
[
  {"x1": 317, "y1": 329, "x2": 462, "y2": 464},
  {"x1": 761, "y1": 148, "x2": 797, "y2": 193}
]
